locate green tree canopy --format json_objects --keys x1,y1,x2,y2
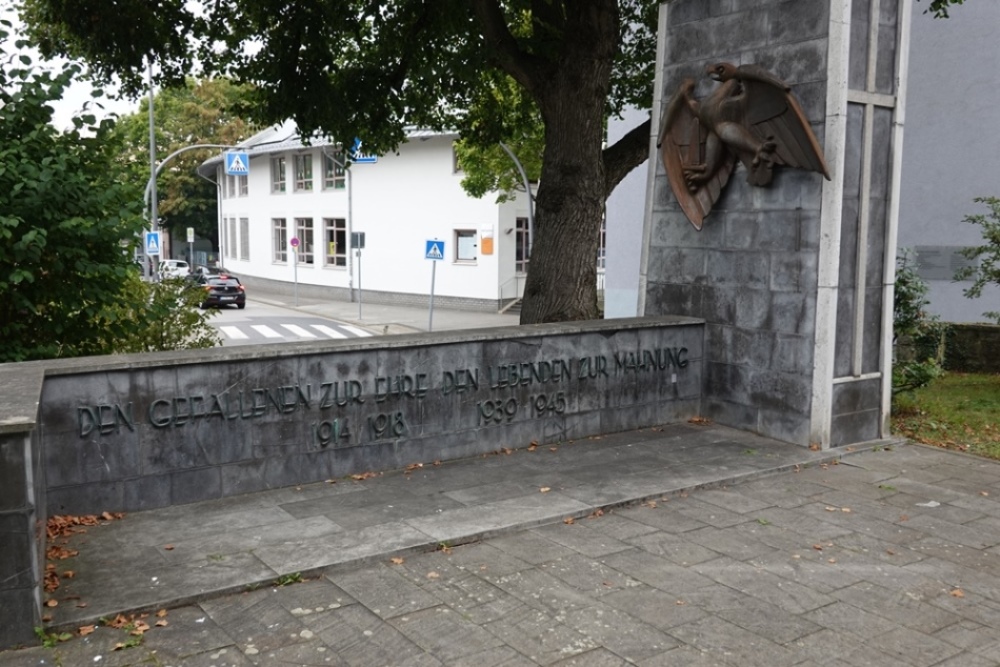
[
  {"x1": 112, "y1": 77, "x2": 257, "y2": 245},
  {"x1": 21, "y1": 0, "x2": 658, "y2": 324},
  {"x1": 0, "y1": 21, "x2": 219, "y2": 361}
]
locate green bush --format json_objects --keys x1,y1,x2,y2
[{"x1": 893, "y1": 248, "x2": 945, "y2": 397}]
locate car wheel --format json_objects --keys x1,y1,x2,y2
[
  {"x1": 237, "y1": 303, "x2": 246, "y2": 310},
  {"x1": 200, "y1": 303, "x2": 208, "y2": 310}
]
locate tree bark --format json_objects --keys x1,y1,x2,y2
[{"x1": 517, "y1": 0, "x2": 618, "y2": 324}]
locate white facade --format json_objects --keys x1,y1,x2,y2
[{"x1": 202, "y1": 124, "x2": 533, "y2": 310}]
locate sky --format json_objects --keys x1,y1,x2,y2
[{"x1": 2, "y1": 3, "x2": 138, "y2": 130}]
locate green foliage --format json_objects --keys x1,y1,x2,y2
[
  {"x1": 273, "y1": 572, "x2": 304, "y2": 587},
  {"x1": 893, "y1": 249, "x2": 946, "y2": 397},
  {"x1": 954, "y1": 196, "x2": 1000, "y2": 323},
  {"x1": 918, "y1": 0, "x2": 967, "y2": 18},
  {"x1": 111, "y1": 78, "x2": 257, "y2": 243},
  {"x1": 34, "y1": 627, "x2": 72, "y2": 648},
  {"x1": 0, "y1": 22, "x2": 220, "y2": 362},
  {"x1": 892, "y1": 372, "x2": 1000, "y2": 460},
  {"x1": 101, "y1": 276, "x2": 221, "y2": 354}
]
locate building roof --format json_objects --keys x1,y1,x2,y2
[{"x1": 197, "y1": 123, "x2": 458, "y2": 176}]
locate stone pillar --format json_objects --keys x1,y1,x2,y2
[
  {"x1": 640, "y1": 0, "x2": 910, "y2": 447},
  {"x1": 0, "y1": 428, "x2": 44, "y2": 648}
]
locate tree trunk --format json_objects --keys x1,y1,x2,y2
[{"x1": 518, "y1": 0, "x2": 617, "y2": 325}]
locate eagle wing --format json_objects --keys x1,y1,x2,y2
[
  {"x1": 735, "y1": 65, "x2": 831, "y2": 179},
  {"x1": 657, "y1": 80, "x2": 737, "y2": 230}
]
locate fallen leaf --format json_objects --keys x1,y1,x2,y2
[
  {"x1": 950, "y1": 588, "x2": 965, "y2": 598},
  {"x1": 156, "y1": 609, "x2": 168, "y2": 618},
  {"x1": 61, "y1": 570, "x2": 75, "y2": 579},
  {"x1": 405, "y1": 463, "x2": 423, "y2": 471},
  {"x1": 602, "y1": 581, "x2": 613, "y2": 587},
  {"x1": 563, "y1": 517, "x2": 575, "y2": 525},
  {"x1": 113, "y1": 642, "x2": 126, "y2": 651},
  {"x1": 980, "y1": 491, "x2": 990, "y2": 497},
  {"x1": 812, "y1": 544, "x2": 823, "y2": 551},
  {"x1": 78, "y1": 625, "x2": 96, "y2": 636},
  {"x1": 501, "y1": 447, "x2": 513, "y2": 455},
  {"x1": 155, "y1": 620, "x2": 168, "y2": 627},
  {"x1": 589, "y1": 508, "x2": 605, "y2": 519},
  {"x1": 433, "y1": 460, "x2": 442, "y2": 466},
  {"x1": 886, "y1": 549, "x2": 896, "y2": 556},
  {"x1": 76, "y1": 602, "x2": 88, "y2": 608},
  {"x1": 131, "y1": 620, "x2": 151, "y2": 635},
  {"x1": 824, "y1": 506, "x2": 837, "y2": 512},
  {"x1": 426, "y1": 571, "x2": 440, "y2": 580},
  {"x1": 792, "y1": 554, "x2": 801, "y2": 560},
  {"x1": 42, "y1": 615, "x2": 52, "y2": 622},
  {"x1": 163, "y1": 545, "x2": 175, "y2": 551},
  {"x1": 539, "y1": 487, "x2": 551, "y2": 493},
  {"x1": 841, "y1": 508, "x2": 852, "y2": 513},
  {"x1": 675, "y1": 600, "x2": 687, "y2": 605},
  {"x1": 528, "y1": 441, "x2": 538, "y2": 451},
  {"x1": 325, "y1": 479, "x2": 337, "y2": 484},
  {"x1": 809, "y1": 443, "x2": 820, "y2": 451},
  {"x1": 643, "y1": 500, "x2": 658, "y2": 509},
  {"x1": 898, "y1": 514, "x2": 909, "y2": 522},
  {"x1": 390, "y1": 557, "x2": 405, "y2": 565},
  {"x1": 688, "y1": 416, "x2": 711, "y2": 425},
  {"x1": 45, "y1": 599, "x2": 58, "y2": 607},
  {"x1": 828, "y1": 558, "x2": 837, "y2": 564}
]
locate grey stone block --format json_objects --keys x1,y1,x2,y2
[
  {"x1": 831, "y1": 408, "x2": 881, "y2": 446},
  {"x1": 833, "y1": 378, "x2": 882, "y2": 416},
  {"x1": 705, "y1": 250, "x2": 771, "y2": 289},
  {"x1": 834, "y1": 288, "x2": 855, "y2": 378},
  {"x1": 755, "y1": 406, "x2": 811, "y2": 445},
  {"x1": 876, "y1": 22, "x2": 898, "y2": 95},
  {"x1": 747, "y1": 39, "x2": 829, "y2": 88},
  {"x1": 171, "y1": 466, "x2": 222, "y2": 506},
  {"x1": 767, "y1": 0, "x2": 830, "y2": 43},
  {"x1": 0, "y1": 436, "x2": 27, "y2": 511},
  {"x1": 0, "y1": 587, "x2": 40, "y2": 649},
  {"x1": 770, "y1": 251, "x2": 819, "y2": 293},
  {"x1": 669, "y1": 0, "x2": 711, "y2": 24},
  {"x1": 862, "y1": 285, "x2": 885, "y2": 374},
  {"x1": 46, "y1": 480, "x2": 124, "y2": 515},
  {"x1": 0, "y1": 513, "x2": 33, "y2": 589},
  {"x1": 732, "y1": 288, "x2": 773, "y2": 330}
]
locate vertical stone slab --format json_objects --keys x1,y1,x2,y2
[
  {"x1": 0, "y1": 364, "x2": 45, "y2": 649},
  {"x1": 641, "y1": 0, "x2": 908, "y2": 447}
]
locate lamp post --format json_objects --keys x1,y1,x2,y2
[{"x1": 499, "y1": 142, "x2": 534, "y2": 259}]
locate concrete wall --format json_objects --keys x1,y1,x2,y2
[
  {"x1": 641, "y1": 0, "x2": 907, "y2": 448},
  {"x1": 898, "y1": 3, "x2": 1000, "y2": 323},
  {"x1": 34, "y1": 319, "x2": 702, "y2": 516},
  {"x1": 0, "y1": 318, "x2": 701, "y2": 648}
]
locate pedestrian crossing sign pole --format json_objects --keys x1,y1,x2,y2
[
  {"x1": 425, "y1": 240, "x2": 444, "y2": 330},
  {"x1": 145, "y1": 231, "x2": 161, "y2": 257}
]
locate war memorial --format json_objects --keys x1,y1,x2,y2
[{"x1": 0, "y1": 0, "x2": 909, "y2": 649}]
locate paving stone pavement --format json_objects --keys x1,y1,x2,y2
[{"x1": 5, "y1": 436, "x2": 1000, "y2": 666}]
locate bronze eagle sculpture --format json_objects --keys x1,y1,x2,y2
[{"x1": 657, "y1": 62, "x2": 831, "y2": 230}]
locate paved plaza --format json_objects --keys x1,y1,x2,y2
[{"x1": 3, "y1": 424, "x2": 1000, "y2": 666}]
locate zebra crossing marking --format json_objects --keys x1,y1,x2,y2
[
  {"x1": 219, "y1": 325, "x2": 249, "y2": 340},
  {"x1": 251, "y1": 324, "x2": 283, "y2": 338},
  {"x1": 280, "y1": 324, "x2": 318, "y2": 338},
  {"x1": 341, "y1": 325, "x2": 373, "y2": 338},
  {"x1": 311, "y1": 324, "x2": 347, "y2": 339}
]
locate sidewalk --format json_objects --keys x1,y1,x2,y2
[{"x1": 7, "y1": 433, "x2": 1000, "y2": 666}]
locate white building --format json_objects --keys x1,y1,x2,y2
[{"x1": 198, "y1": 123, "x2": 533, "y2": 312}]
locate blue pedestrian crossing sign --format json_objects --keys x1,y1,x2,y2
[
  {"x1": 425, "y1": 240, "x2": 444, "y2": 261},
  {"x1": 348, "y1": 138, "x2": 378, "y2": 164},
  {"x1": 225, "y1": 152, "x2": 249, "y2": 175},
  {"x1": 145, "y1": 231, "x2": 161, "y2": 256}
]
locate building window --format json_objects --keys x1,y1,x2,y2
[
  {"x1": 323, "y1": 217, "x2": 347, "y2": 267},
  {"x1": 239, "y1": 217, "x2": 250, "y2": 261},
  {"x1": 228, "y1": 218, "x2": 238, "y2": 259},
  {"x1": 455, "y1": 229, "x2": 476, "y2": 262},
  {"x1": 238, "y1": 174, "x2": 248, "y2": 196},
  {"x1": 323, "y1": 152, "x2": 346, "y2": 190},
  {"x1": 271, "y1": 157, "x2": 286, "y2": 193},
  {"x1": 515, "y1": 217, "x2": 530, "y2": 274},
  {"x1": 273, "y1": 218, "x2": 287, "y2": 262},
  {"x1": 294, "y1": 154, "x2": 313, "y2": 191},
  {"x1": 295, "y1": 217, "x2": 314, "y2": 265},
  {"x1": 226, "y1": 174, "x2": 236, "y2": 199}
]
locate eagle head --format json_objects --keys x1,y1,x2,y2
[{"x1": 706, "y1": 62, "x2": 738, "y2": 82}]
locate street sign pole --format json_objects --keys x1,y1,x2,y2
[
  {"x1": 429, "y1": 260, "x2": 437, "y2": 332},
  {"x1": 357, "y1": 248, "x2": 363, "y2": 320},
  {"x1": 290, "y1": 236, "x2": 300, "y2": 306},
  {"x1": 425, "y1": 239, "x2": 443, "y2": 331}
]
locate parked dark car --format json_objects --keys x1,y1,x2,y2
[{"x1": 196, "y1": 273, "x2": 246, "y2": 309}]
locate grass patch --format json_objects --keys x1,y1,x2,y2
[{"x1": 892, "y1": 372, "x2": 1000, "y2": 460}]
